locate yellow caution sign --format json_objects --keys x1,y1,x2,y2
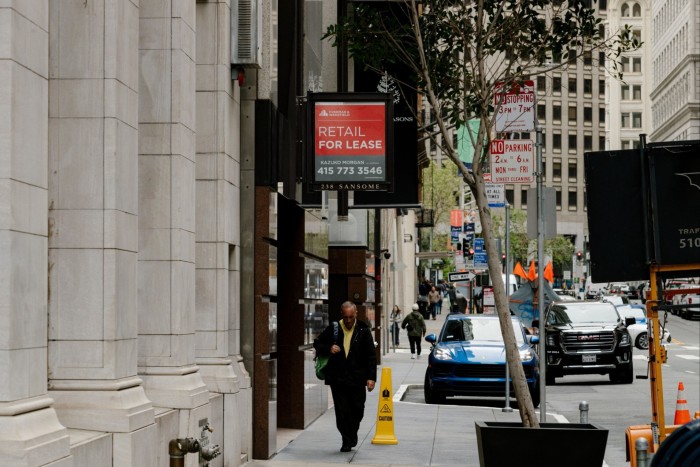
[{"x1": 371, "y1": 367, "x2": 398, "y2": 445}]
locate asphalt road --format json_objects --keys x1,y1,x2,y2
[{"x1": 405, "y1": 311, "x2": 700, "y2": 467}]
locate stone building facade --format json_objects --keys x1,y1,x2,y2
[{"x1": 1, "y1": 1, "x2": 251, "y2": 465}]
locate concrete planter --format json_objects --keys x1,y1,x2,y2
[{"x1": 474, "y1": 421, "x2": 609, "y2": 467}]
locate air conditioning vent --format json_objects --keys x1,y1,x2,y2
[{"x1": 232, "y1": 0, "x2": 261, "y2": 66}]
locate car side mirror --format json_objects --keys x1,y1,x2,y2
[
  {"x1": 625, "y1": 317, "x2": 636, "y2": 327},
  {"x1": 531, "y1": 319, "x2": 540, "y2": 329},
  {"x1": 425, "y1": 333, "x2": 436, "y2": 344},
  {"x1": 528, "y1": 335, "x2": 540, "y2": 344}
]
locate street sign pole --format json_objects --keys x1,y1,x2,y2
[
  {"x1": 503, "y1": 203, "x2": 513, "y2": 412},
  {"x1": 536, "y1": 125, "x2": 546, "y2": 423}
]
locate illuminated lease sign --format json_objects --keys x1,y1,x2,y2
[
  {"x1": 308, "y1": 93, "x2": 393, "y2": 191},
  {"x1": 489, "y1": 139, "x2": 534, "y2": 184},
  {"x1": 494, "y1": 81, "x2": 536, "y2": 132}
]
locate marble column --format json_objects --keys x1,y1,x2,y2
[
  {"x1": 137, "y1": 0, "x2": 210, "y2": 417},
  {"x1": 194, "y1": 1, "x2": 250, "y2": 464},
  {"x1": 0, "y1": 1, "x2": 71, "y2": 465},
  {"x1": 46, "y1": 0, "x2": 155, "y2": 463}
]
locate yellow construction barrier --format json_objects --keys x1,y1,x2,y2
[{"x1": 371, "y1": 367, "x2": 398, "y2": 445}]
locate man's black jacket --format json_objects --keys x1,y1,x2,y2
[{"x1": 314, "y1": 319, "x2": 377, "y2": 387}]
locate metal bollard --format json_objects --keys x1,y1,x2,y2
[
  {"x1": 579, "y1": 401, "x2": 589, "y2": 424},
  {"x1": 635, "y1": 437, "x2": 650, "y2": 467}
]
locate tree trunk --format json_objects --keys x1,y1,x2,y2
[{"x1": 472, "y1": 174, "x2": 540, "y2": 428}]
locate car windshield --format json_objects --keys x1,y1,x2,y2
[
  {"x1": 440, "y1": 318, "x2": 524, "y2": 344},
  {"x1": 547, "y1": 303, "x2": 620, "y2": 324}
]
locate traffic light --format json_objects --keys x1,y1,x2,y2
[
  {"x1": 576, "y1": 251, "x2": 583, "y2": 262},
  {"x1": 467, "y1": 247, "x2": 474, "y2": 260}
]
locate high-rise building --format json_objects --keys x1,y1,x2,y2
[{"x1": 650, "y1": 0, "x2": 700, "y2": 141}]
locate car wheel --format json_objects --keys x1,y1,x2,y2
[
  {"x1": 545, "y1": 371, "x2": 556, "y2": 386},
  {"x1": 635, "y1": 332, "x2": 649, "y2": 350},
  {"x1": 609, "y1": 362, "x2": 634, "y2": 384},
  {"x1": 424, "y1": 371, "x2": 445, "y2": 404}
]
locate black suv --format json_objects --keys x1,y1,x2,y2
[{"x1": 537, "y1": 301, "x2": 635, "y2": 385}]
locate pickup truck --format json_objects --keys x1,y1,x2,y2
[{"x1": 679, "y1": 292, "x2": 700, "y2": 320}]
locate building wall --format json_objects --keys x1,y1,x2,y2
[
  {"x1": 651, "y1": 0, "x2": 700, "y2": 141},
  {"x1": 0, "y1": 0, "x2": 252, "y2": 465}
]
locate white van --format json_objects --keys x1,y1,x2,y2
[{"x1": 585, "y1": 277, "x2": 608, "y2": 299}]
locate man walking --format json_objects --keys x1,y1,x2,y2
[
  {"x1": 314, "y1": 302, "x2": 377, "y2": 452},
  {"x1": 402, "y1": 303, "x2": 427, "y2": 359}
]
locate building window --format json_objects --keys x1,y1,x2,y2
[
  {"x1": 568, "y1": 77, "x2": 577, "y2": 95},
  {"x1": 621, "y1": 4, "x2": 629, "y2": 16},
  {"x1": 621, "y1": 57, "x2": 630, "y2": 72},
  {"x1": 584, "y1": 106, "x2": 592, "y2": 123},
  {"x1": 553, "y1": 158, "x2": 562, "y2": 181},
  {"x1": 537, "y1": 104, "x2": 546, "y2": 121},
  {"x1": 633, "y1": 57, "x2": 641, "y2": 72},
  {"x1": 542, "y1": 159, "x2": 547, "y2": 181},
  {"x1": 505, "y1": 187, "x2": 514, "y2": 205},
  {"x1": 632, "y1": 139, "x2": 641, "y2": 149},
  {"x1": 599, "y1": 0, "x2": 607, "y2": 11},
  {"x1": 598, "y1": 51, "x2": 605, "y2": 68},
  {"x1": 622, "y1": 140, "x2": 630, "y2": 149},
  {"x1": 537, "y1": 76, "x2": 546, "y2": 92},
  {"x1": 553, "y1": 103, "x2": 562, "y2": 121},
  {"x1": 584, "y1": 51, "x2": 593, "y2": 66},
  {"x1": 568, "y1": 49, "x2": 576, "y2": 65},
  {"x1": 521, "y1": 188, "x2": 528, "y2": 209},
  {"x1": 621, "y1": 85, "x2": 630, "y2": 100},
  {"x1": 553, "y1": 76, "x2": 562, "y2": 93},
  {"x1": 568, "y1": 106, "x2": 577, "y2": 124},
  {"x1": 584, "y1": 134, "x2": 593, "y2": 151},
  {"x1": 632, "y1": 3, "x2": 641, "y2": 17},
  {"x1": 556, "y1": 187, "x2": 562, "y2": 210},
  {"x1": 568, "y1": 159, "x2": 577, "y2": 181},
  {"x1": 568, "y1": 188, "x2": 578, "y2": 210},
  {"x1": 553, "y1": 133, "x2": 562, "y2": 151},
  {"x1": 599, "y1": 107, "x2": 606, "y2": 125},
  {"x1": 599, "y1": 79, "x2": 605, "y2": 96},
  {"x1": 584, "y1": 78, "x2": 592, "y2": 94},
  {"x1": 632, "y1": 112, "x2": 642, "y2": 128},
  {"x1": 621, "y1": 112, "x2": 630, "y2": 128},
  {"x1": 568, "y1": 132, "x2": 577, "y2": 152},
  {"x1": 598, "y1": 136, "x2": 605, "y2": 150},
  {"x1": 632, "y1": 30, "x2": 641, "y2": 43},
  {"x1": 633, "y1": 85, "x2": 642, "y2": 100}
]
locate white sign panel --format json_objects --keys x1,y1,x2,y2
[
  {"x1": 489, "y1": 139, "x2": 535, "y2": 183},
  {"x1": 494, "y1": 81, "x2": 536, "y2": 132},
  {"x1": 485, "y1": 183, "x2": 505, "y2": 207}
]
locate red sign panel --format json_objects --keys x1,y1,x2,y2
[{"x1": 308, "y1": 93, "x2": 393, "y2": 191}]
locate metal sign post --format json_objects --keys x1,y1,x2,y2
[
  {"x1": 503, "y1": 203, "x2": 513, "y2": 412},
  {"x1": 536, "y1": 125, "x2": 547, "y2": 423}
]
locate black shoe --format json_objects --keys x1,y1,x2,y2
[{"x1": 340, "y1": 444, "x2": 351, "y2": 452}]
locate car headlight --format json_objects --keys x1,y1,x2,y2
[
  {"x1": 619, "y1": 332, "x2": 630, "y2": 346},
  {"x1": 519, "y1": 348, "x2": 534, "y2": 361},
  {"x1": 434, "y1": 347, "x2": 452, "y2": 361}
]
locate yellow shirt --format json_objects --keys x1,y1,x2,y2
[{"x1": 340, "y1": 320, "x2": 355, "y2": 357}]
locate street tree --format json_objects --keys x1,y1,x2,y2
[{"x1": 325, "y1": 0, "x2": 639, "y2": 427}]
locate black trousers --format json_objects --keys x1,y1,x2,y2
[
  {"x1": 330, "y1": 383, "x2": 367, "y2": 446},
  {"x1": 408, "y1": 335, "x2": 422, "y2": 355}
]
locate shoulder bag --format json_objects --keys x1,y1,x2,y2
[{"x1": 315, "y1": 321, "x2": 339, "y2": 380}]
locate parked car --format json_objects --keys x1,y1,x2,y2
[
  {"x1": 679, "y1": 291, "x2": 700, "y2": 320},
  {"x1": 617, "y1": 305, "x2": 672, "y2": 350},
  {"x1": 536, "y1": 300, "x2": 635, "y2": 385},
  {"x1": 423, "y1": 315, "x2": 540, "y2": 406}
]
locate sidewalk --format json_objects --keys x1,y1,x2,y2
[{"x1": 246, "y1": 311, "x2": 562, "y2": 467}]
